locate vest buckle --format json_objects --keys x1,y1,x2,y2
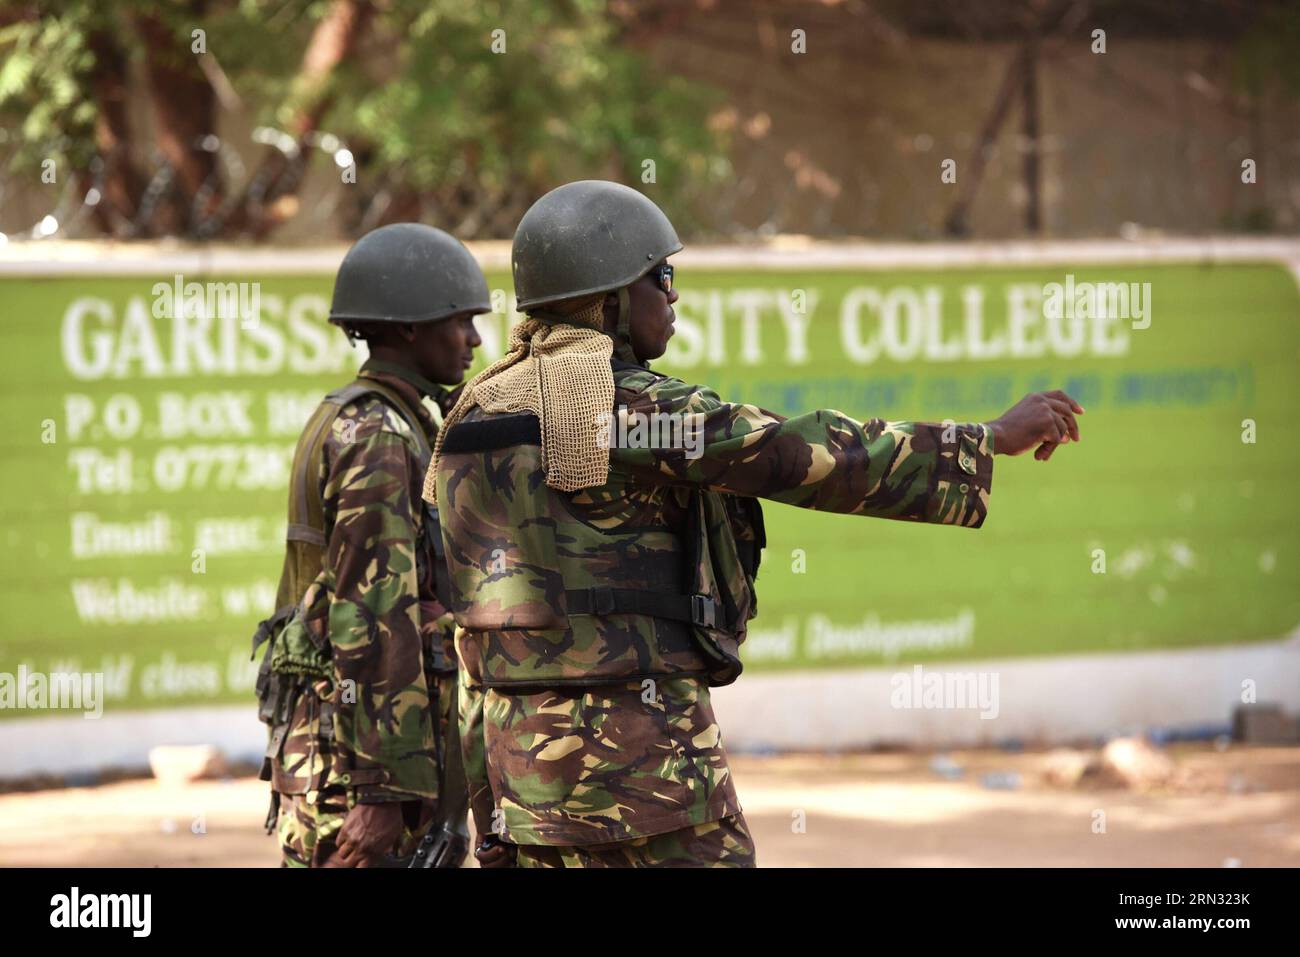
[
  {"x1": 691, "y1": 594, "x2": 717, "y2": 628},
  {"x1": 588, "y1": 587, "x2": 616, "y2": 616}
]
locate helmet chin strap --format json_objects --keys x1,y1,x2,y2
[
  {"x1": 535, "y1": 287, "x2": 642, "y2": 365},
  {"x1": 612, "y1": 286, "x2": 641, "y2": 365}
]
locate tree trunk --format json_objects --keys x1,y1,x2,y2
[
  {"x1": 943, "y1": 46, "x2": 1027, "y2": 238},
  {"x1": 1022, "y1": 38, "x2": 1041, "y2": 234},
  {"x1": 135, "y1": 5, "x2": 220, "y2": 235},
  {"x1": 234, "y1": 0, "x2": 375, "y2": 239},
  {"x1": 944, "y1": 0, "x2": 1085, "y2": 237},
  {"x1": 85, "y1": 28, "x2": 149, "y2": 236}
]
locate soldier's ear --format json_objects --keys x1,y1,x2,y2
[{"x1": 398, "y1": 323, "x2": 418, "y2": 343}]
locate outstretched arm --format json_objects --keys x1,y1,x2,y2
[{"x1": 611, "y1": 377, "x2": 994, "y2": 527}]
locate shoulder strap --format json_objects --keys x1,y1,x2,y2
[
  {"x1": 327, "y1": 378, "x2": 433, "y2": 462},
  {"x1": 440, "y1": 413, "x2": 541, "y2": 453},
  {"x1": 285, "y1": 401, "x2": 340, "y2": 547},
  {"x1": 286, "y1": 379, "x2": 433, "y2": 547}
]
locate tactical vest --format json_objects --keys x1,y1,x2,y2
[
  {"x1": 435, "y1": 366, "x2": 765, "y2": 689},
  {"x1": 251, "y1": 376, "x2": 450, "y2": 775}
]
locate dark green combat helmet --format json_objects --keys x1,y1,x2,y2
[
  {"x1": 511, "y1": 180, "x2": 681, "y2": 310},
  {"x1": 329, "y1": 223, "x2": 491, "y2": 326}
]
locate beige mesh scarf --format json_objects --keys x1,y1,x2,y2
[{"x1": 422, "y1": 299, "x2": 614, "y2": 504}]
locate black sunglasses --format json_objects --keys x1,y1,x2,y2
[{"x1": 646, "y1": 262, "x2": 674, "y2": 294}]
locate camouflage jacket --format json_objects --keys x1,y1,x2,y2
[
  {"x1": 443, "y1": 362, "x2": 995, "y2": 845},
  {"x1": 272, "y1": 359, "x2": 458, "y2": 803}
]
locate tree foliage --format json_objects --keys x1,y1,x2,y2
[{"x1": 0, "y1": 0, "x2": 729, "y2": 239}]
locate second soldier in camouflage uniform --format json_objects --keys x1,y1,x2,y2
[
  {"x1": 426, "y1": 181, "x2": 1084, "y2": 867},
  {"x1": 254, "y1": 224, "x2": 488, "y2": 867}
]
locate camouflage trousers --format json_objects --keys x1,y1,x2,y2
[
  {"x1": 276, "y1": 787, "x2": 435, "y2": 868},
  {"x1": 514, "y1": 813, "x2": 755, "y2": 868}
]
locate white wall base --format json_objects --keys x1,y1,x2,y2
[
  {"x1": 0, "y1": 705, "x2": 266, "y2": 781},
  {"x1": 712, "y1": 633, "x2": 1300, "y2": 751},
  {"x1": 2, "y1": 636, "x2": 1297, "y2": 779}
]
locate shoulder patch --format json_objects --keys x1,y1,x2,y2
[
  {"x1": 374, "y1": 399, "x2": 418, "y2": 441},
  {"x1": 332, "y1": 395, "x2": 415, "y2": 446},
  {"x1": 612, "y1": 363, "x2": 668, "y2": 396}
]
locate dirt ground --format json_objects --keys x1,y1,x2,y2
[{"x1": 1, "y1": 744, "x2": 1296, "y2": 867}]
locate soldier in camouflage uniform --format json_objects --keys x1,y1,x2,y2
[
  {"x1": 256, "y1": 224, "x2": 489, "y2": 867},
  {"x1": 427, "y1": 181, "x2": 1084, "y2": 868}
]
